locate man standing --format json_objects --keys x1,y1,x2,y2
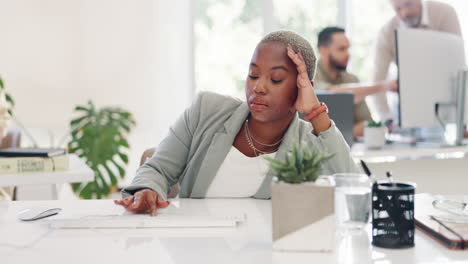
[
  {"x1": 371, "y1": 0, "x2": 462, "y2": 123},
  {"x1": 315, "y1": 27, "x2": 397, "y2": 137}
]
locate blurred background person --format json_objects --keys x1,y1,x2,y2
[
  {"x1": 370, "y1": 0, "x2": 461, "y2": 124},
  {"x1": 315, "y1": 27, "x2": 397, "y2": 137}
]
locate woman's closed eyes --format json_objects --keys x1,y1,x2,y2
[{"x1": 248, "y1": 75, "x2": 284, "y2": 84}]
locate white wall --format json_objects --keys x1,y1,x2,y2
[
  {"x1": 439, "y1": 0, "x2": 468, "y2": 57},
  {"x1": 0, "y1": 0, "x2": 193, "y2": 186}
]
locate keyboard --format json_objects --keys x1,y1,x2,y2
[{"x1": 46, "y1": 214, "x2": 244, "y2": 229}]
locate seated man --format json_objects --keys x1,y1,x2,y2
[{"x1": 315, "y1": 27, "x2": 397, "y2": 137}]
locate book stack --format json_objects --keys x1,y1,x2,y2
[{"x1": 0, "y1": 148, "x2": 69, "y2": 174}]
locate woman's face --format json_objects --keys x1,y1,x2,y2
[{"x1": 245, "y1": 41, "x2": 299, "y2": 123}]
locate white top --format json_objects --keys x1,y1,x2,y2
[{"x1": 205, "y1": 146, "x2": 275, "y2": 198}]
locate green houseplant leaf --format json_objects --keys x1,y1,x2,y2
[
  {"x1": 265, "y1": 142, "x2": 333, "y2": 184},
  {"x1": 68, "y1": 101, "x2": 136, "y2": 199},
  {"x1": 0, "y1": 76, "x2": 15, "y2": 116},
  {"x1": 366, "y1": 120, "x2": 383, "y2": 127}
]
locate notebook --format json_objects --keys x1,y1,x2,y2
[
  {"x1": 415, "y1": 194, "x2": 468, "y2": 250},
  {"x1": 0, "y1": 148, "x2": 66, "y2": 157}
]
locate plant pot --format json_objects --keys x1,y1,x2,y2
[
  {"x1": 364, "y1": 126, "x2": 386, "y2": 149},
  {"x1": 272, "y1": 181, "x2": 335, "y2": 252}
]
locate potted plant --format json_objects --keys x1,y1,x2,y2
[
  {"x1": 68, "y1": 101, "x2": 136, "y2": 199},
  {"x1": 265, "y1": 144, "x2": 335, "y2": 252},
  {"x1": 364, "y1": 121, "x2": 387, "y2": 149}
]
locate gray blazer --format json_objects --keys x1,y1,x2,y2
[{"x1": 122, "y1": 92, "x2": 358, "y2": 200}]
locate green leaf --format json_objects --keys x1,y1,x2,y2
[
  {"x1": 70, "y1": 116, "x2": 89, "y2": 127},
  {"x1": 96, "y1": 170, "x2": 110, "y2": 195},
  {"x1": 118, "y1": 153, "x2": 129, "y2": 164},
  {"x1": 0, "y1": 77, "x2": 15, "y2": 115},
  {"x1": 69, "y1": 100, "x2": 135, "y2": 199},
  {"x1": 5, "y1": 93, "x2": 14, "y2": 106},
  {"x1": 71, "y1": 182, "x2": 82, "y2": 192},
  {"x1": 74, "y1": 106, "x2": 90, "y2": 112},
  {"x1": 367, "y1": 121, "x2": 383, "y2": 127},
  {"x1": 103, "y1": 163, "x2": 118, "y2": 186},
  {"x1": 79, "y1": 181, "x2": 94, "y2": 199},
  {"x1": 265, "y1": 142, "x2": 334, "y2": 184},
  {"x1": 110, "y1": 159, "x2": 126, "y2": 178},
  {"x1": 118, "y1": 139, "x2": 129, "y2": 148}
]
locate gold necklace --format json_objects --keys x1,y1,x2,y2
[
  {"x1": 244, "y1": 121, "x2": 278, "y2": 156},
  {"x1": 245, "y1": 119, "x2": 283, "y2": 147}
]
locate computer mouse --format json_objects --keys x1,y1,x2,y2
[{"x1": 17, "y1": 207, "x2": 62, "y2": 221}]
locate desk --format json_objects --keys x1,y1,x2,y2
[
  {"x1": 1, "y1": 198, "x2": 467, "y2": 264},
  {"x1": 0, "y1": 154, "x2": 94, "y2": 200},
  {"x1": 352, "y1": 143, "x2": 468, "y2": 195}
]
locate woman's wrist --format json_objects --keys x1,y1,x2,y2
[{"x1": 304, "y1": 102, "x2": 328, "y2": 122}]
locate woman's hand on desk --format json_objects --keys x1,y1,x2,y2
[{"x1": 114, "y1": 189, "x2": 170, "y2": 216}]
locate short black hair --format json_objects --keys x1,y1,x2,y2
[
  {"x1": 260, "y1": 30, "x2": 317, "y2": 80},
  {"x1": 317, "y1": 27, "x2": 345, "y2": 48}
]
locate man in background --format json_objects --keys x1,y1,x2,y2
[
  {"x1": 315, "y1": 27, "x2": 397, "y2": 137},
  {"x1": 370, "y1": 0, "x2": 462, "y2": 123}
]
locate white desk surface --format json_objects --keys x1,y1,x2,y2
[
  {"x1": 352, "y1": 143, "x2": 468, "y2": 162},
  {"x1": 0, "y1": 154, "x2": 94, "y2": 187},
  {"x1": 1, "y1": 198, "x2": 467, "y2": 264}
]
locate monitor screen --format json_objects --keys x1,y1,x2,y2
[
  {"x1": 396, "y1": 29, "x2": 466, "y2": 128},
  {"x1": 299, "y1": 92, "x2": 354, "y2": 146}
]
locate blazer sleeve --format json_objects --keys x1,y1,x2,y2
[
  {"x1": 121, "y1": 93, "x2": 203, "y2": 200},
  {"x1": 308, "y1": 120, "x2": 359, "y2": 175}
]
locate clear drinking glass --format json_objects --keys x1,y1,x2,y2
[{"x1": 333, "y1": 173, "x2": 371, "y2": 230}]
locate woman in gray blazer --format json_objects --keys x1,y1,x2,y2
[{"x1": 115, "y1": 30, "x2": 358, "y2": 215}]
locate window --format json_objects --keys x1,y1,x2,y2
[
  {"x1": 349, "y1": 0, "x2": 394, "y2": 82},
  {"x1": 194, "y1": 0, "x2": 466, "y2": 97},
  {"x1": 194, "y1": 0, "x2": 338, "y2": 98},
  {"x1": 272, "y1": 0, "x2": 338, "y2": 49},
  {"x1": 194, "y1": 0, "x2": 263, "y2": 99}
]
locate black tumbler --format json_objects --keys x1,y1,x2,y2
[{"x1": 372, "y1": 182, "x2": 415, "y2": 248}]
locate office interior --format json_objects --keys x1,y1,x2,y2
[{"x1": 1, "y1": 0, "x2": 468, "y2": 263}]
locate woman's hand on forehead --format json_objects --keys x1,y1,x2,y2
[{"x1": 286, "y1": 44, "x2": 320, "y2": 114}]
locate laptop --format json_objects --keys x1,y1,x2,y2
[{"x1": 299, "y1": 92, "x2": 354, "y2": 146}]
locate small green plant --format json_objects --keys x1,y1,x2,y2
[
  {"x1": 265, "y1": 143, "x2": 333, "y2": 184},
  {"x1": 0, "y1": 76, "x2": 15, "y2": 116},
  {"x1": 366, "y1": 121, "x2": 383, "y2": 127},
  {"x1": 68, "y1": 101, "x2": 136, "y2": 199}
]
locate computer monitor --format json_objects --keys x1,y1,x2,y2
[
  {"x1": 299, "y1": 92, "x2": 354, "y2": 146},
  {"x1": 396, "y1": 28, "x2": 466, "y2": 128}
]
